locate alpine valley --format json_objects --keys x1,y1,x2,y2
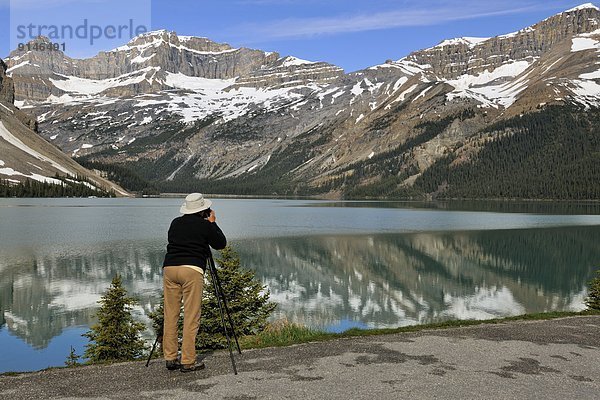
[{"x1": 2, "y1": 4, "x2": 600, "y2": 199}]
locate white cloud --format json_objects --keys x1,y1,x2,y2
[{"x1": 236, "y1": 0, "x2": 582, "y2": 41}]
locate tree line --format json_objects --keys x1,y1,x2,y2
[{"x1": 0, "y1": 175, "x2": 115, "y2": 198}]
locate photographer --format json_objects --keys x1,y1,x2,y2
[{"x1": 162, "y1": 193, "x2": 227, "y2": 372}]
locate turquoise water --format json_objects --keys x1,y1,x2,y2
[{"x1": 1, "y1": 198, "x2": 599, "y2": 373}]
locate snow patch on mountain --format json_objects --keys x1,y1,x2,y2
[
  {"x1": 317, "y1": 87, "x2": 343, "y2": 107},
  {"x1": 499, "y1": 26, "x2": 535, "y2": 39},
  {"x1": 132, "y1": 83, "x2": 304, "y2": 123},
  {"x1": 50, "y1": 68, "x2": 155, "y2": 97},
  {"x1": 280, "y1": 56, "x2": 317, "y2": 67},
  {"x1": 0, "y1": 121, "x2": 72, "y2": 174},
  {"x1": 163, "y1": 72, "x2": 235, "y2": 91},
  {"x1": 385, "y1": 84, "x2": 419, "y2": 109},
  {"x1": 0, "y1": 102, "x2": 14, "y2": 114},
  {"x1": 131, "y1": 53, "x2": 156, "y2": 64},
  {"x1": 172, "y1": 44, "x2": 239, "y2": 56},
  {"x1": 436, "y1": 37, "x2": 489, "y2": 48},
  {"x1": 415, "y1": 86, "x2": 433, "y2": 100},
  {"x1": 445, "y1": 60, "x2": 533, "y2": 108},
  {"x1": 0, "y1": 166, "x2": 64, "y2": 185},
  {"x1": 571, "y1": 37, "x2": 600, "y2": 52},
  {"x1": 566, "y1": 3, "x2": 599, "y2": 12},
  {"x1": 351, "y1": 81, "x2": 365, "y2": 96},
  {"x1": 370, "y1": 59, "x2": 431, "y2": 76},
  {"x1": 392, "y1": 77, "x2": 409, "y2": 92},
  {"x1": 580, "y1": 69, "x2": 600, "y2": 79},
  {"x1": 6, "y1": 60, "x2": 31, "y2": 74},
  {"x1": 570, "y1": 65, "x2": 600, "y2": 106}
]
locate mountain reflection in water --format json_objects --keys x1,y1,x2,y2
[
  {"x1": 235, "y1": 227, "x2": 597, "y2": 330},
  {"x1": 1, "y1": 226, "x2": 598, "y2": 348}
]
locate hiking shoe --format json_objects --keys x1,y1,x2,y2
[
  {"x1": 166, "y1": 360, "x2": 182, "y2": 371},
  {"x1": 180, "y1": 362, "x2": 205, "y2": 372}
]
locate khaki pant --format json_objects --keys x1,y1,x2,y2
[{"x1": 163, "y1": 266, "x2": 204, "y2": 365}]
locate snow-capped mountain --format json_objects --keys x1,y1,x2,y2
[
  {"x1": 0, "y1": 59, "x2": 128, "y2": 194},
  {"x1": 3, "y1": 4, "x2": 600, "y2": 198}
]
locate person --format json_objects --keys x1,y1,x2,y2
[{"x1": 162, "y1": 193, "x2": 227, "y2": 372}]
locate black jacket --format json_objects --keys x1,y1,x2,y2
[{"x1": 163, "y1": 213, "x2": 227, "y2": 270}]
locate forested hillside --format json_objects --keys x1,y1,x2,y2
[
  {"x1": 76, "y1": 105, "x2": 600, "y2": 200},
  {"x1": 413, "y1": 106, "x2": 600, "y2": 199}
]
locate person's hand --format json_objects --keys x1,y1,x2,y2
[{"x1": 207, "y1": 210, "x2": 216, "y2": 223}]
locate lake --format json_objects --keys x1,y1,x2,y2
[{"x1": 1, "y1": 198, "x2": 600, "y2": 373}]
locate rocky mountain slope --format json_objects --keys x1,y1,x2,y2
[
  {"x1": 4, "y1": 3, "x2": 600, "y2": 198},
  {"x1": 0, "y1": 60, "x2": 128, "y2": 195}
]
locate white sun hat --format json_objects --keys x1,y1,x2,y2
[{"x1": 180, "y1": 193, "x2": 212, "y2": 214}]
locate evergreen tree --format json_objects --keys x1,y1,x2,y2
[
  {"x1": 585, "y1": 270, "x2": 600, "y2": 311},
  {"x1": 149, "y1": 246, "x2": 276, "y2": 350},
  {"x1": 198, "y1": 246, "x2": 277, "y2": 349},
  {"x1": 83, "y1": 275, "x2": 146, "y2": 362},
  {"x1": 65, "y1": 346, "x2": 81, "y2": 367}
]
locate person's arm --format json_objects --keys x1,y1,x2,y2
[{"x1": 206, "y1": 210, "x2": 227, "y2": 250}]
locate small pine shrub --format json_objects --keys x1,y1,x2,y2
[
  {"x1": 64, "y1": 346, "x2": 81, "y2": 367},
  {"x1": 83, "y1": 275, "x2": 147, "y2": 362},
  {"x1": 198, "y1": 246, "x2": 277, "y2": 349},
  {"x1": 585, "y1": 270, "x2": 600, "y2": 311}
]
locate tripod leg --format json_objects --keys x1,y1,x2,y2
[
  {"x1": 208, "y1": 261, "x2": 238, "y2": 375},
  {"x1": 146, "y1": 335, "x2": 160, "y2": 367},
  {"x1": 210, "y1": 256, "x2": 242, "y2": 355},
  {"x1": 209, "y1": 255, "x2": 242, "y2": 354}
]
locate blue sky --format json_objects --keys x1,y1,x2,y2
[{"x1": 0, "y1": 0, "x2": 595, "y2": 72}]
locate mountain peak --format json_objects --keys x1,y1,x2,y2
[
  {"x1": 435, "y1": 37, "x2": 489, "y2": 49},
  {"x1": 138, "y1": 29, "x2": 171, "y2": 36},
  {"x1": 116, "y1": 29, "x2": 180, "y2": 50},
  {"x1": 565, "y1": 3, "x2": 599, "y2": 12},
  {"x1": 111, "y1": 30, "x2": 236, "y2": 54}
]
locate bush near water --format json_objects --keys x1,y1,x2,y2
[
  {"x1": 82, "y1": 275, "x2": 147, "y2": 363},
  {"x1": 585, "y1": 270, "x2": 600, "y2": 311}
]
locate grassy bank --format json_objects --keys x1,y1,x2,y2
[{"x1": 239, "y1": 310, "x2": 600, "y2": 350}]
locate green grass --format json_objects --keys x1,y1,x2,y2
[
  {"x1": 239, "y1": 310, "x2": 600, "y2": 350},
  {"x1": 240, "y1": 320, "x2": 331, "y2": 349}
]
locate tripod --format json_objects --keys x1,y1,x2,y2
[
  {"x1": 146, "y1": 253, "x2": 242, "y2": 375},
  {"x1": 207, "y1": 252, "x2": 242, "y2": 374}
]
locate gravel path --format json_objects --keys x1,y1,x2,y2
[{"x1": 1, "y1": 315, "x2": 599, "y2": 399}]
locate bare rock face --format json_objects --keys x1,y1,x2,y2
[
  {"x1": 231, "y1": 56, "x2": 345, "y2": 89},
  {"x1": 0, "y1": 59, "x2": 36, "y2": 130},
  {"x1": 92, "y1": 30, "x2": 278, "y2": 80},
  {"x1": 0, "y1": 59, "x2": 15, "y2": 104},
  {"x1": 405, "y1": 6, "x2": 600, "y2": 79}
]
